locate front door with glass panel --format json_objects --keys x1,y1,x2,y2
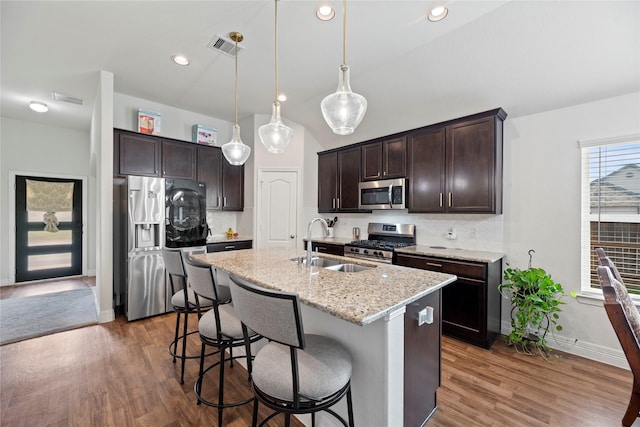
[{"x1": 15, "y1": 175, "x2": 83, "y2": 282}]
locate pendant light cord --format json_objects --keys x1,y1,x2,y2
[
  {"x1": 234, "y1": 37, "x2": 239, "y2": 126},
  {"x1": 275, "y1": 0, "x2": 279, "y2": 103},
  {"x1": 342, "y1": 0, "x2": 347, "y2": 66}
]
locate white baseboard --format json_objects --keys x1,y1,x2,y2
[
  {"x1": 98, "y1": 309, "x2": 115, "y2": 323},
  {"x1": 500, "y1": 320, "x2": 629, "y2": 370}
]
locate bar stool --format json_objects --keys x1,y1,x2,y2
[
  {"x1": 228, "y1": 273, "x2": 355, "y2": 427},
  {"x1": 162, "y1": 248, "x2": 212, "y2": 385},
  {"x1": 182, "y1": 256, "x2": 263, "y2": 426}
]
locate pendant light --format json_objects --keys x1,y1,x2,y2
[
  {"x1": 258, "y1": 0, "x2": 293, "y2": 153},
  {"x1": 222, "y1": 32, "x2": 251, "y2": 166},
  {"x1": 320, "y1": 0, "x2": 367, "y2": 135}
]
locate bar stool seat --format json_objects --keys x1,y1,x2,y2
[{"x1": 252, "y1": 334, "x2": 352, "y2": 403}]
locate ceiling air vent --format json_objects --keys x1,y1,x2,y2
[
  {"x1": 51, "y1": 92, "x2": 84, "y2": 105},
  {"x1": 207, "y1": 34, "x2": 245, "y2": 57}
]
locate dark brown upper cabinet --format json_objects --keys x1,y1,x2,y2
[
  {"x1": 115, "y1": 131, "x2": 161, "y2": 177},
  {"x1": 407, "y1": 108, "x2": 506, "y2": 214},
  {"x1": 196, "y1": 144, "x2": 244, "y2": 211},
  {"x1": 361, "y1": 136, "x2": 407, "y2": 181},
  {"x1": 114, "y1": 129, "x2": 244, "y2": 211},
  {"x1": 161, "y1": 140, "x2": 196, "y2": 180},
  {"x1": 318, "y1": 146, "x2": 362, "y2": 213}
]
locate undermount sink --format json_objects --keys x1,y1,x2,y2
[
  {"x1": 291, "y1": 256, "x2": 342, "y2": 268},
  {"x1": 291, "y1": 257, "x2": 371, "y2": 272},
  {"x1": 324, "y1": 263, "x2": 370, "y2": 273}
]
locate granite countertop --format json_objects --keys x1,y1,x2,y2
[
  {"x1": 191, "y1": 248, "x2": 456, "y2": 326},
  {"x1": 395, "y1": 245, "x2": 504, "y2": 263},
  {"x1": 305, "y1": 238, "x2": 504, "y2": 263}
]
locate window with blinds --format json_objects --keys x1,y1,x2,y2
[{"x1": 580, "y1": 136, "x2": 640, "y2": 294}]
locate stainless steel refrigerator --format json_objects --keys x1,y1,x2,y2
[{"x1": 114, "y1": 175, "x2": 166, "y2": 321}]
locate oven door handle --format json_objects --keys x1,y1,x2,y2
[{"x1": 388, "y1": 184, "x2": 393, "y2": 209}]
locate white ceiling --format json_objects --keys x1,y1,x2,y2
[{"x1": 2, "y1": 1, "x2": 639, "y2": 149}]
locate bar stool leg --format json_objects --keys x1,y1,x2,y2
[
  {"x1": 218, "y1": 346, "x2": 226, "y2": 426},
  {"x1": 196, "y1": 342, "x2": 206, "y2": 405},
  {"x1": 179, "y1": 310, "x2": 190, "y2": 384},
  {"x1": 172, "y1": 312, "x2": 181, "y2": 363}
]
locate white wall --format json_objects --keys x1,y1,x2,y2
[
  {"x1": 0, "y1": 118, "x2": 91, "y2": 285},
  {"x1": 502, "y1": 91, "x2": 640, "y2": 367}
]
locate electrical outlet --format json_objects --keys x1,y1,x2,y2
[{"x1": 470, "y1": 227, "x2": 478, "y2": 239}]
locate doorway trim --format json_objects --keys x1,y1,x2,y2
[
  {"x1": 255, "y1": 167, "x2": 303, "y2": 250},
  {"x1": 8, "y1": 171, "x2": 88, "y2": 285}
]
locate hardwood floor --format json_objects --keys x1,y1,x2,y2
[{"x1": 0, "y1": 279, "x2": 635, "y2": 426}]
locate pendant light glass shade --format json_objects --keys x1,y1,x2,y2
[
  {"x1": 222, "y1": 124, "x2": 251, "y2": 165},
  {"x1": 320, "y1": 0, "x2": 367, "y2": 135},
  {"x1": 321, "y1": 64, "x2": 367, "y2": 135},
  {"x1": 222, "y1": 32, "x2": 251, "y2": 166},
  {"x1": 259, "y1": 0, "x2": 293, "y2": 153},
  {"x1": 259, "y1": 101, "x2": 293, "y2": 153}
]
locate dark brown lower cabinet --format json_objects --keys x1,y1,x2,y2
[
  {"x1": 395, "y1": 253, "x2": 502, "y2": 349},
  {"x1": 303, "y1": 240, "x2": 344, "y2": 256},
  {"x1": 404, "y1": 289, "x2": 441, "y2": 426}
]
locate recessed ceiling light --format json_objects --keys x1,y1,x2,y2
[
  {"x1": 427, "y1": 6, "x2": 449, "y2": 22},
  {"x1": 316, "y1": 5, "x2": 335, "y2": 21},
  {"x1": 171, "y1": 55, "x2": 190, "y2": 66},
  {"x1": 277, "y1": 94, "x2": 287, "y2": 102},
  {"x1": 29, "y1": 101, "x2": 48, "y2": 113}
]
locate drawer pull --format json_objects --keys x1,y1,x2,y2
[
  {"x1": 224, "y1": 245, "x2": 236, "y2": 249},
  {"x1": 426, "y1": 262, "x2": 442, "y2": 268},
  {"x1": 317, "y1": 246, "x2": 327, "y2": 251}
]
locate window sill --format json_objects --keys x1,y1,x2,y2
[
  {"x1": 577, "y1": 289, "x2": 640, "y2": 308},
  {"x1": 575, "y1": 291, "x2": 604, "y2": 307}
]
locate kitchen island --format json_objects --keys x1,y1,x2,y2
[{"x1": 191, "y1": 247, "x2": 456, "y2": 426}]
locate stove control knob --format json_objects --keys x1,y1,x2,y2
[{"x1": 363, "y1": 249, "x2": 369, "y2": 255}]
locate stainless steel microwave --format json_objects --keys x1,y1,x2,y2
[{"x1": 359, "y1": 178, "x2": 406, "y2": 210}]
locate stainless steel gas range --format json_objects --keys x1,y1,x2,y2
[{"x1": 344, "y1": 223, "x2": 416, "y2": 264}]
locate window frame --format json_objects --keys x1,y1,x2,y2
[{"x1": 579, "y1": 133, "x2": 640, "y2": 297}]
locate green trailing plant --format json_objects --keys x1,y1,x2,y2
[{"x1": 498, "y1": 250, "x2": 567, "y2": 358}]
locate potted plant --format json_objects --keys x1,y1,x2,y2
[{"x1": 498, "y1": 250, "x2": 567, "y2": 358}]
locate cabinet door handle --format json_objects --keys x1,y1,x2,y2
[
  {"x1": 439, "y1": 192, "x2": 443, "y2": 208},
  {"x1": 217, "y1": 196, "x2": 221, "y2": 207},
  {"x1": 223, "y1": 197, "x2": 227, "y2": 207},
  {"x1": 332, "y1": 198, "x2": 336, "y2": 209},
  {"x1": 377, "y1": 172, "x2": 381, "y2": 177},
  {"x1": 336, "y1": 198, "x2": 340, "y2": 209},
  {"x1": 448, "y1": 192, "x2": 452, "y2": 208},
  {"x1": 426, "y1": 262, "x2": 443, "y2": 268}
]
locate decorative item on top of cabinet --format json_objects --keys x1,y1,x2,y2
[
  {"x1": 407, "y1": 108, "x2": 507, "y2": 214},
  {"x1": 362, "y1": 136, "x2": 407, "y2": 181},
  {"x1": 317, "y1": 146, "x2": 367, "y2": 213},
  {"x1": 395, "y1": 252, "x2": 502, "y2": 349},
  {"x1": 196, "y1": 144, "x2": 244, "y2": 211}
]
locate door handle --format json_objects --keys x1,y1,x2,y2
[{"x1": 290, "y1": 235, "x2": 295, "y2": 239}]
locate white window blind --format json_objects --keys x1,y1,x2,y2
[{"x1": 580, "y1": 135, "x2": 640, "y2": 293}]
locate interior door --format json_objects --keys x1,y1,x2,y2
[
  {"x1": 257, "y1": 170, "x2": 299, "y2": 250},
  {"x1": 15, "y1": 175, "x2": 83, "y2": 282}
]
